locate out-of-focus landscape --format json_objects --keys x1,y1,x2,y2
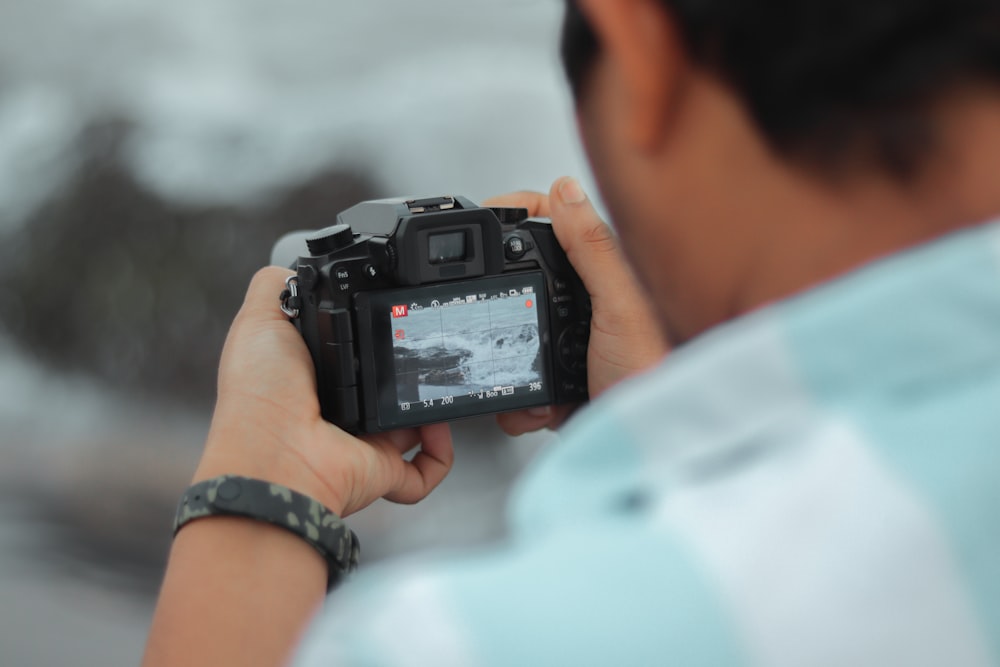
[{"x1": 0, "y1": 0, "x2": 592, "y2": 663}]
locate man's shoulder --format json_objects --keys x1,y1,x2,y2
[
  {"x1": 503, "y1": 221, "x2": 1000, "y2": 665},
  {"x1": 295, "y1": 496, "x2": 747, "y2": 667},
  {"x1": 297, "y1": 223, "x2": 1000, "y2": 666}
]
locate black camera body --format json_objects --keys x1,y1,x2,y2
[{"x1": 274, "y1": 196, "x2": 590, "y2": 434}]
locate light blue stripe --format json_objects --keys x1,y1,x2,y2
[
  {"x1": 510, "y1": 403, "x2": 646, "y2": 537},
  {"x1": 441, "y1": 518, "x2": 747, "y2": 667},
  {"x1": 783, "y1": 227, "x2": 1000, "y2": 660}
]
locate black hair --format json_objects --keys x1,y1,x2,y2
[{"x1": 561, "y1": 0, "x2": 1000, "y2": 177}]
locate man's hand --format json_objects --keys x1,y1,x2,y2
[
  {"x1": 486, "y1": 178, "x2": 669, "y2": 436},
  {"x1": 195, "y1": 267, "x2": 455, "y2": 517},
  {"x1": 145, "y1": 269, "x2": 456, "y2": 667}
]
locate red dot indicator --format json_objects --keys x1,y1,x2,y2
[{"x1": 526, "y1": 299, "x2": 533, "y2": 309}]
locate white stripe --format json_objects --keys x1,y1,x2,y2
[
  {"x1": 655, "y1": 416, "x2": 992, "y2": 667},
  {"x1": 615, "y1": 316, "x2": 811, "y2": 467}
]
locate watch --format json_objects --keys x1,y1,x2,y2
[{"x1": 173, "y1": 475, "x2": 360, "y2": 591}]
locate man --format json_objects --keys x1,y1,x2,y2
[{"x1": 144, "y1": 0, "x2": 1000, "y2": 664}]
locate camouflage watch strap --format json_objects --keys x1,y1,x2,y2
[{"x1": 173, "y1": 475, "x2": 360, "y2": 591}]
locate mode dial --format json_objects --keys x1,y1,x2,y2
[{"x1": 306, "y1": 224, "x2": 355, "y2": 256}]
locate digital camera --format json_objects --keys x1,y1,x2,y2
[{"x1": 271, "y1": 196, "x2": 590, "y2": 434}]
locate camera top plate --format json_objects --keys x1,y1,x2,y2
[{"x1": 273, "y1": 195, "x2": 591, "y2": 434}]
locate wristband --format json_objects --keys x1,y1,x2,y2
[{"x1": 173, "y1": 475, "x2": 360, "y2": 591}]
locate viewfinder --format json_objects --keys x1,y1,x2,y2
[{"x1": 428, "y1": 231, "x2": 468, "y2": 264}]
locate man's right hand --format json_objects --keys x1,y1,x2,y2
[{"x1": 485, "y1": 178, "x2": 669, "y2": 436}]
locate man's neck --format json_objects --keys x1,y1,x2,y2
[
  {"x1": 633, "y1": 81, "x2": 1000, "y2": 345},
  {"x1": 735, "y1": 89, "x2": 1000, "y2": 321}
]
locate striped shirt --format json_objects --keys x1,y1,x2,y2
[{"x1": 295, "y1": 221, "x2": 1000, "y2": 666}]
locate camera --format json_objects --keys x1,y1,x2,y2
[{"x1": 272, "y1": 195, "x2": 590, "y2": 434}]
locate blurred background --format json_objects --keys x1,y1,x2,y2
[{"x1": 0, "y1": 0, "x2": 594, "y2": 663}]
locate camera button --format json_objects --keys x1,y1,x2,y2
[
  {"x1": 557, "y1": 323, "x2": 590, "y2": 374},
  {"x1": 363, "y1": 264, "x2": 378, "y2": 280},
  {"x1": 554, "y1": 279, "x2": 568, "y2": 293},
  {"x1": 307, "y1": 224, "x2": 355, "y2": 255},
  {"x1": 505, "y1": 235, "x2": 527, "y2": 260},
  {"x1": 335, "y1": 268, "x2": 350, "y2": 281}
]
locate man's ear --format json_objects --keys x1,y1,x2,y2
[{"x1": 575, "y1": 0, "x2": 687, "y2": 152}]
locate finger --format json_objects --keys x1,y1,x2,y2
[
  {"x1": 376, "y1": 427, "x2": 423, "y2": 455},
  {"x1": 220, "y1": 266, "x2": 315, "y2": 386},
  {"x1": 496, "y1": 405, "x2": 576, "y2": 436},
  {"x1": 548, "y1": 178, "x2": 632, "y2": 306},
  {"x1": 482, "y1": 191, "x2": 552, "y2": 218},
  {"x1": 496, "y1": 407, "x2": 555, "y2": 436},
  {"x1": 383, "y1": 423, "x2": 455, "y2": 505},
  {"x1": 240, "y1": 266, "x2": 296, "y2": 323}
]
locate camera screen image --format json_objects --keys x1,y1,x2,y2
[
  {"x1": 358, "y1": 272, "x2": 554, "y2": 429},
  {"x1": 391, "y1": 288, "x2": 543, "y2": 407}
]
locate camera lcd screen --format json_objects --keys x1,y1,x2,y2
[
  {"x1": 358, "y1": 272, "x2": 553, "y2": 430},
  {"x1": 428, "y1": 231, "x2": 468, "y2": 264}
]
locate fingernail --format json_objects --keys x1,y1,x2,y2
[
  {"x1": 528, "y1": 406, "x2": 552, "y2": 418},
  {"x1": 558, "y1": 178, "x2": 587, "y2": 205}
]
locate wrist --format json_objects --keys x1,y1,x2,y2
[
  {"x1": 174, "y1": 475, "x2": 360, "y2": 591},
  {"x1": 148, "y1": 514, "x2": 328, "y2": 667},
  {"x1": 197, "y1": 416, "x2": 348, "y2": 516}
]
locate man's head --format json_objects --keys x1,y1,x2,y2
[{"x1": 561, "y1": 0, "x2": 1000, "y2": 344}]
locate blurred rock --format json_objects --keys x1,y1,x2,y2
[
  {"x1": 3, "y1": 437, "x2": 197, "y2": 596},
  {"x1": 0, "y1": 117, "x2": 379, "y2": 408},
  {"x1": 0, "y1": 415, "x2": 547, "y2": 597},
  {"x1": 0, "y1": 119, "x2": 550, "y2": 596},
  {"x1": 0, "y1": 2, "x2": 581, "y2": 663}
]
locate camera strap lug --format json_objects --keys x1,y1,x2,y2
[{"x1": 280, "y1": 275, "x2": 302, "y2": 319}]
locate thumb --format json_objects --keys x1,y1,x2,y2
[{"x1": 549, "y1": 177, "x2": 630, "y2": 306}]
